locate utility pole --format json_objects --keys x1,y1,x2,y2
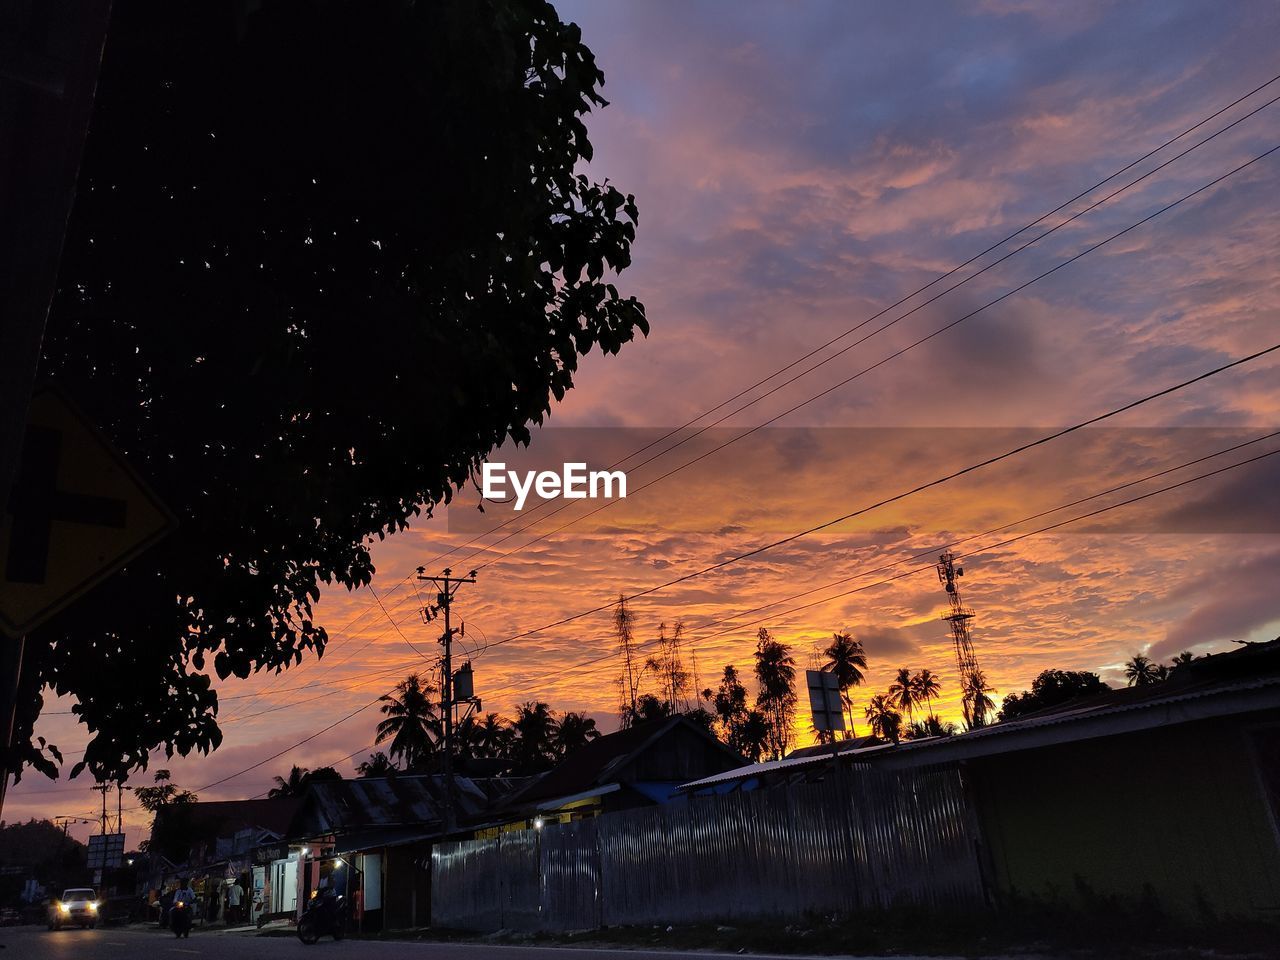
[{"x1": 416, "y1": 566, "x2": 476, "y2": 835}]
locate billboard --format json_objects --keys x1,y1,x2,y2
[
  {"x1": 86, "y1": 833, "x2": 126, "y2": 869},
  {"x1": 806, "y1": 670, "x2": 845, "y2": 733}
]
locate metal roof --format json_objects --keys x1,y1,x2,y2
[
  {"x1": 679, "y1": 671, "x2": 1280, "y2": 791},
  {"x1": 292, "y1": 774, "x2": 526, "y2": 838}
]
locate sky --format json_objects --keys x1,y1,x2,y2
[{"x1": 10, "y1": 0, "x2": 1280, "y2": 844}]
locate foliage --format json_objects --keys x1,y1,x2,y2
[
  {"x1": 997, "y1": 668, "x2": 1111, "y2": 722},
  {"x1": 822, "y1": 632, "x2": 867, "y2": 736},
  {"x1": 135, "y1": 769, "x2": 199, "y2": 865},
  {"x1": 510, "y1": 701, "x2": 560, "y2": 773},
  {"x1": 615, "y1": 597, "x2": 642, "y2": 727},
  {"x1": 911, "y1": 669, "x2": 942, "y2": 718},
  {"x1": 864, "y1": 694, "x2": 902, "y2": 744},
  {"x1": 753, "y1": 629, "x2": 797, "y2": 760},
  {"x1": 887, "y1": 667, "x2": 918, "y2": 721},
  {"x1": 16, "y1": 0, "x2": 646, "y2": 784},
  {"x1": 554, "y1": 712, "x2": 601, "y2": 755},
  {"x1": 1124, "y1": 655, "x2": 1160, "y2": 687},
  {"x1": 702, "y1": 666, "x2": 768, "y2": 762},
  {"x1": 355, "y1": 752, "x2": 398, "y2": 778},
  {"x1": 963, "y1": 670, "x2": 997, "y2": 729},
  {"x1": 644, "y1": 621, "x2": 692, "y2": 715},
  {"x1": 903, "y1": 715, "x2": 958, "y2": 740},
  {"x1": 267, "y1": 764, "x2": 342, "y2": 798},
  {"x1": 375, "y1": 674, "x2": 440, "y2": 769}
]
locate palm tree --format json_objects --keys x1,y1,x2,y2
[
  {"x1": 823, "y1": 631, "x2": 867, "y2": 736},
  {"x1": 475, "y1": 712, "x2": 512, "y2": 759},
  {"x1": 375, "y1": 674, "x2": 440, "y2": 770},
  {"x1": 355, "y1": 752, "x2": 398, "y2": 778},
  {"x1": 911, "y1": 669, "x2": 942, "y2": 719},
  {"x1": 753, "y1": 629, "x2": 797, "y2": 760},
  {"x1": 1170, "y1": 651, "x2": 1195, "y2": 668},
  {"x1": 554, "y1": 712, "x2": 601, "y2": 758},
  {"x1": 887, "y1": 667, "x2": 917, "y2": 722},
  {"x1": 1124, "y1": 654, "x2": 1160, "y2": 687},
  {"x1": 511, "y1": 701, "x2": 559, "y2": 772},
  {"x1": 963, "y1": 670, "x2": 997, "y2": 729},
  {"x1": 863, "y1": 694, "x2": 902, "y2": 744},
  {"x1": 268, "y1": 764, "x2": 311, "y2": 798}
]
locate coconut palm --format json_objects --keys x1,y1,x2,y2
[
  {"x1": 511, "y1": 701, "x2": 559, "y2": 772},
  {"x1": 911, "y1": 669, "x2": 942, "y2": 719},
  {"x1": 1124, "y1": 654, "x2": 1160, "y2": 687},
  {"x1": 887, "y1": 667, "x2": 918, "y2": 722},
  {"x1": 475, "y1": 712, "x2": 512, "y2": 759},
  {"x1": 753, "y1": 629, "x2": 797, "y2": 760},
  {"x1": 823, "y1": 631, "x2": 867, "y2": 736},
  {"x1": 268, "y1": 764, "x2": 311, "y2": 798},
  {"x1": 1170, "y1": 651, "x2": 1195, "y2": 667},
  {"x1": 375, "y1": 674, "x2": 440, "y2": 770},
  {"x1": 555, "y1": 712, "x2": 601, "y2": 758},
  {"x1": 963, "y1": 670, "x2": 997, "y2": 729},
  {"x1": 863, "y1": 694, "x2": 902, "y2": 744}
]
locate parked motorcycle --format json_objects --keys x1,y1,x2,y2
[
  {"x1": 170, "y1": 900, "x2": 193, "y2": 939},
  {"x1": 297, "y1": 892, "x2": 348, "y2": 945}
]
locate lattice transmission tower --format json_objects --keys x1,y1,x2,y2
[{"x1": 936, "y1": 551, "x2": 987, "y2": 728}]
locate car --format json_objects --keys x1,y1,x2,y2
[{"x1": 48, "y1": 888, "x2": 100, "y2": 930}]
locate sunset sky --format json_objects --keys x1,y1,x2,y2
[{"x1": 11, "y1": 0, "x2": 1280, "y2": 842}]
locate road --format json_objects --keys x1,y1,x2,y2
[{"x1": 0, "y1": 925, "x2": 971, "y2": 960}]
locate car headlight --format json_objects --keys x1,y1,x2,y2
[
  {"x1": 59, "y1": 903, "x2": 70, "y2": 913},
  {"x1": 89, "y1": 902, "x2": 99, "y2": 912}
]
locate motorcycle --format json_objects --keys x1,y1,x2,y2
[
  {"x1": 297, "y1": 891, "x2": 348, "y2": 945},
  {"x1": 170, "y1": 900, "x2": 193, "y2": 939}
]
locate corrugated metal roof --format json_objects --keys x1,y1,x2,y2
[{"x1": 293, "y1": 775, "x2": 526, "y2": 837}]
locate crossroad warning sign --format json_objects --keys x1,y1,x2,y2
[{"x1": 0, "y1": 387, "x2": 176, "y2": 637}]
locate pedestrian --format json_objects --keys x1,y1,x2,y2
[{"x1": 226, "y1": 878, "x2": 244, "y2": 924}]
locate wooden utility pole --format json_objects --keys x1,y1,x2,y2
[{"x1": 416, "y1": 567, "x2": 475, "y2": 835}]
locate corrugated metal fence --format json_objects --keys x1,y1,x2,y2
[{"x1": 432, "y1": 763, "x2": 984, "y2": 931}]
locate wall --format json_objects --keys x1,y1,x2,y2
[
  {"x1": 970, "y1": 714, "x2": 1280, "y2": 919},
  {"x1": 432, "y1": 764, "x2": 984, "y2": 932}
]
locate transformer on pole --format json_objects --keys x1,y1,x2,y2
[{"x1": 937, "y1": 551, "x2": 987, "y2": 728}]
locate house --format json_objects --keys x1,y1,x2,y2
[
  {"x1": 481, "y1": 715, "x2": 748, "y2": 835},
  {"x1": 680, "y1": 638, "x2": 1280, "y2": 921},
  {"x1": 284, "y1": 773, "x2": 525, "y2": 931},
  {"x1": 146, "y1": 797, "x2": 298, "y2": 926}
]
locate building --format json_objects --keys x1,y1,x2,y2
[
  {"x1": 681, "y1": 638, "x2": 1280, "y2": 921},
  {"x1": 479, "y1": 715, "x2": 749, "y2": 835},
  {"x1": 285, "y1": 773, "x2": 525, "y2": 931}
]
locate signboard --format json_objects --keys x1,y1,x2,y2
[
  {"x1": 86, "y1": 832, "x2": 126, "y2": 870},
  {"x1": 0, "y1": 386, "x2": 176, "y2": 637},
  {"x1": 806, "y1": 669, "x2": 845, "y2": 733}
]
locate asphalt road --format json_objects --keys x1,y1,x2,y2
[{"x1": 0, "y1": 925, "x2": 970, "y2": 960}]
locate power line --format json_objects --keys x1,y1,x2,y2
[
  {"x1": 469, "y1": 334, "x2": 1280, "y2": 653},
  {"x1": 471, "y1": 431, "x2": 1280, "y2": 704},
  {"x1": 419, "y1": 71, "x2": 1280, "y2": 574},
  {"x1": 459, "y1": 138, "x2": 1280, "y2": 574}
]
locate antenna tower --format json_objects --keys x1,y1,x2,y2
[{"x1": 937, "y1": 551, "x2": 985, "y2": 727}]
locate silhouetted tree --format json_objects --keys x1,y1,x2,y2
[
  {"x1": 554, "y1": 712, "x2": 601, "y2": 757},
  {"x1": 964, "y1": 670, "x2": 997, "y2": 729},
  {"x1": 375, "y1": 674, "x2": 439, "y2": 769},
  {"x1": 822, "y1": 631, "x2": 867, "y2": 736},
  {"x1": 511, "y1": 701, "x2": 559, "y2": 773},
  {"x1": 753, "y1": 629, "x2": 797, "y2": 760},
  {"x1": 903, "y1": 716, "x2": 958, "y2": 740},
  {"x1": 1124, "y1": 654, "x2": 1160, "y2": 687},
  {"x1": 355, "y1": 752, "x2": 398, "y2": 778},
  {"x1": 645, "y1": 621, "x2": 692, "y2": 714},
  {"x1": 474, "y1": 713, "x2": 514, "y2": 760},
  {"x1": 911, "y1": 669, "x2": 942, "y2": 719},
  {"x1": 887, "y1": 667, "x2": 918, "y2": 723},
  {"x1": 998, "y1": 668, "x2": 1111, "y2": 722},
  {"x1": 1170, "y1": 651, "x2": 1196, "y2": 668},
  {"x1": 266, "y1": 763, "x2": 338, "y2": 798},
  {"x1": 135, "y1": 769, "x2": 198, "y2": 864},
  {"x1": 18, "y1": 0, "x2": 647, "y2": 784},
  {"x1": 703, "y1": 666, "x2": 768, "y2": 761},
  {"x1": 615, "y1": 597, "x2": 641, "y2": 728},
  {"x1": 864, "y1": 695, "x2": 902, "y2": 744}
]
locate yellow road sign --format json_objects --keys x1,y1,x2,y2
[{"x1": 0, "y1": 386, "x2": 176, "y2": 637}]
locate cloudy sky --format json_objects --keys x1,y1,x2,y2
[{"x1": 13, "y1": 0, "x2": 1280, "y2": 842}]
